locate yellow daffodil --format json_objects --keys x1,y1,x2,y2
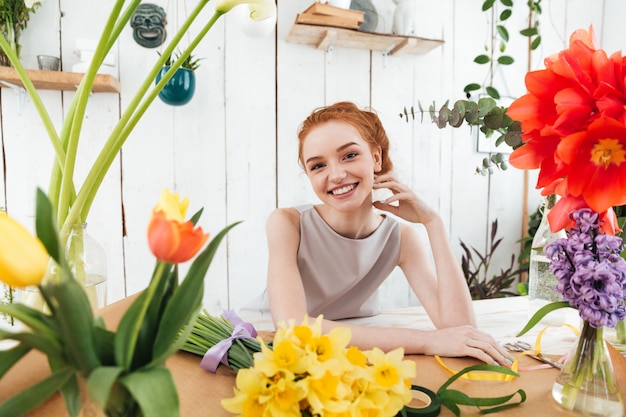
[
  {"x1": 0, "y1": 213, "x2": 48, "y2": 288},
  {"x1": 215, "y1": 0, "x2": 277, "y2": 20}
]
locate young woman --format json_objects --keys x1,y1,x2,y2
[{"x1": 258, "y1": 101, "x2": 512, "y2": 365}]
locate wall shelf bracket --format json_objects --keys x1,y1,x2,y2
[{"x1": 0, "y1": 80, "x2": 27, "y2": 113}]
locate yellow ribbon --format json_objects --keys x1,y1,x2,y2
[{"x1": 435, "y1": 322, "x2": 580, "y2": 381}]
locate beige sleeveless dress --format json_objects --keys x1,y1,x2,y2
[{"x1": 242, "y1": 204, "x2": 401, "y2": 320}]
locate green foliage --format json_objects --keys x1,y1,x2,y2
[
  {"x1": 437, "y1": 364, "x2": 526, "y2": 416},
  {"x1": 0, "y1": 189, "x2": 239, "y2": 417},
  {"x1": 159, "y1": 49, "x2": 202, "y2": 71},
  {"x1": 460, "y1": 219, "x2": 525, "y2": 299},
  {"x1": 399, "y1": 97, "x2": 522, "y2": 175}
]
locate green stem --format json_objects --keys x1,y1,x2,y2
[
  {"x1": 63, "y1": 7, "x2": 223, "y2": 234},
  {"x1": 0, "y1": 35, "x2": 64, "y2": 170},
  {"x1": 616, "y1": 319, "x2": 626, "y2": 344},
  {"x1": 55, "y1": 0, "x2": 130, "y2": 228}
]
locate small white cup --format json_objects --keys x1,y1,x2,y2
[{"x1": 328, "y1": 0, "x2": 352, "y2": 9}]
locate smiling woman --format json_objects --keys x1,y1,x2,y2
[{"x1": 240, "y1": 101, "x2": 515, "y2": 367}]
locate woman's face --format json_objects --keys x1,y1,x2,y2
[{"x1": 302, "y1": 120, "x2": 382, "y2": 212}]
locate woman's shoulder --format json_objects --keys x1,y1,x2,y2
[{"x1": 267, "y1": 207, "x2": 301, "y2": 231}]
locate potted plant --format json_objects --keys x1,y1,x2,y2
[{"x1": 155, "y1": 50, "x2": 201, "y2": 106}]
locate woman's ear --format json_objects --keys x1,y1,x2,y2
[{"x1": 373, "y1": 147, "x2": 383, "y2": 173}]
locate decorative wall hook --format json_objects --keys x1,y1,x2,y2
[{"x1": 130, "y1": 3, "x2": 167, "y2": 48}]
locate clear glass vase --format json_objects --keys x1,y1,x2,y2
[
  {"x1": 552, "y1": 320, "x2": 624, "y2": 416},
  {"x1": 18, "y1": 223, "x2": 108, "y2": 311},
  {"x1": 528, "y1": 194, "x2": 570, "y2": 324}
]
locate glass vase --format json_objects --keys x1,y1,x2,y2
[
  {"x1": 528, "y1": 194, "x2": 569, "y2": 323},
  {"x1": 18, "y1": 223, "x2": 108, "y2": 311},
  {"x1": 552, "y1": 321, "x2": 624, "y2": 416}
]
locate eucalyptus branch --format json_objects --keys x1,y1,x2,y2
[{"x1": 400, "y1": 98, "x2": 523, "y2": 175}]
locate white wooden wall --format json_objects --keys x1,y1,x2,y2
[{"x1": 1, "y1": 0, "x2": 624, "y2": 314}]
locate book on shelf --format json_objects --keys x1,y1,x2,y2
[
  {"x1": 295, "y1": 12, "x2": 362, "y2": 29},
  {"x1": 303, "y1": 2, "x2": 365, "y2": 22}
]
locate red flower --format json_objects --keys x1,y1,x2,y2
[
  {"x1": 508, "y1": 26, "x2": 626, "y2": 232},
  {"x1": 147, "y1": 190, "x2": 210, "y2": 263},
  {"x1": 557, "y1": 117, "x2": 626, "y2": 213}
]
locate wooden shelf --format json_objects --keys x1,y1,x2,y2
[
  {"x1": 0, "y1": 67, "x2": 121, "y2": 93},
  {"x1": 286, "y1": 23, "x2": 444, "y2": 56}
]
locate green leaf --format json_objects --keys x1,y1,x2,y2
[
  {"x1": 481, "y1": 0, "x2": 495, "y2": 11},
  {"x1": 474, "y1": 54, "x2": 490, "y2": 64},
  {"x1": 499, "y1": 9, "x2": 512, "y2": 20},
  {"x1": 0, "y1": 367, "x2": 73, "y2": 417},
  {"x1": 0, "y1": 328, "x2": 64, "y2": 360},
  {"x1": 500, "y1": 0, "x2": 513, "y2": 6},
  {"x1": 0, "y1": 344, "x2": 31, "y2": 378},
  {"x1": 42, "y1": 278, "x2": 101, "y2": 373},
  {"x1": 438, "y1": 364, "x2": 519, "y2": 392},
  {"x1": 119, "y1": 367, "x2": 179, "y2": 417},
  {"x1": 516, "y1": 301, "x2": 572, "y2": 336},
  {"x1": 151, "y1": 222, "x2": 241, "y2": 360},
  {"x1": 0, "y1": 302, "x2": 57, "y2": 336},
  {"x1": 496, "y1": 25, "x2": 509, "y2": 42},
  {"x1": 497, "y1": 55, "x2": 514, "y2": 65},
  {"x1": 34, "y1": 188, "x2": 62, "y2": 264},
  {"x1": 531, "y1": 35, "x2": 542, "y2": 50},
  {"x1": 486, "y1": 86, "x2": 500, "y2": 100},
  {"x1": 88, "y1": 366, "x2": 124, "y2": 408},
  {"x1": 463, "y1": 83, "x2": 481, "y2": 94},
  {"x1": 189, "y1": 208, "x2": 203, "y2": 226},
  {"x1": 520, "y1": 27, "x2": 538, "y2": 37}
]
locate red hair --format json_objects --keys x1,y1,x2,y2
[{"x1": 297, "y1": 102, "x2": 393, "y2": 174}]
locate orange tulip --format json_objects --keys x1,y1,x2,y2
[
  {"x1": 0, "y1": 213, "x2": 49, "y2": 288},
  {"x1": 147, "y1": 190, "x2": 209, "y2": 263}
]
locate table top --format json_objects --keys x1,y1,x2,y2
[{"x1": 1, "y1": 296, "x2": 625, "y2": 417}]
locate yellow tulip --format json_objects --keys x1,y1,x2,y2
[
  {"x1": 0, "y1": 213, "x2": 48, "y2": 288},
  {"x1": 215, "y1": 0, "x2": 277, "y2": 21}
]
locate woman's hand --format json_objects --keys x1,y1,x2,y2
[
  {"x1": 424, "y1": 325, "x2": 513, "y2": 365},
  {"x1": 372, "y1": 173, "x2": 437, "y2": 225}
]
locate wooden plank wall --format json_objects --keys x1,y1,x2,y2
[{"x1": 1, "y1": 0, "x2": 623, "y2": 315}]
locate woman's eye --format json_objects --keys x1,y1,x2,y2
[
  {"x1": 309, "y1": 163, "x2": 324, "y2": 171},
  {"x1": 344, "y1": 152, "x2": 358, "y2": 160}
]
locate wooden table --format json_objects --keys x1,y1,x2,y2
[{"x1": 2, "y1": 296, "x2": 625, "y2": 417}]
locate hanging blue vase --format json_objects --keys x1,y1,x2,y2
[{"x1": 155, "y1": 66, "x2": 196, "y2": 106}]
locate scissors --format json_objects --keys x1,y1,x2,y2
[{"x1": 504, "y1": 340, "x2": 562, "y2": 369}]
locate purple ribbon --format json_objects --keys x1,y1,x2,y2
[{"x1": 200, "y1": 310, "x2": 258, "y2": 372}]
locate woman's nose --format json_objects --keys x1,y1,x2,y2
[{"x1": 328, "y1": 163, "x2": 346, "y2": 182}]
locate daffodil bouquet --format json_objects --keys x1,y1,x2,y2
[
  {"x1": 220, "y1": 315, "x2": 417, "y2": 417},
  {"x1": 0, "y1": 188, "x2": 239, "y2": 417}
]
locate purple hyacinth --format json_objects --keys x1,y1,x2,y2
[{"x1": 546, "y1": 208, "x2": 626, "y2": 328}]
